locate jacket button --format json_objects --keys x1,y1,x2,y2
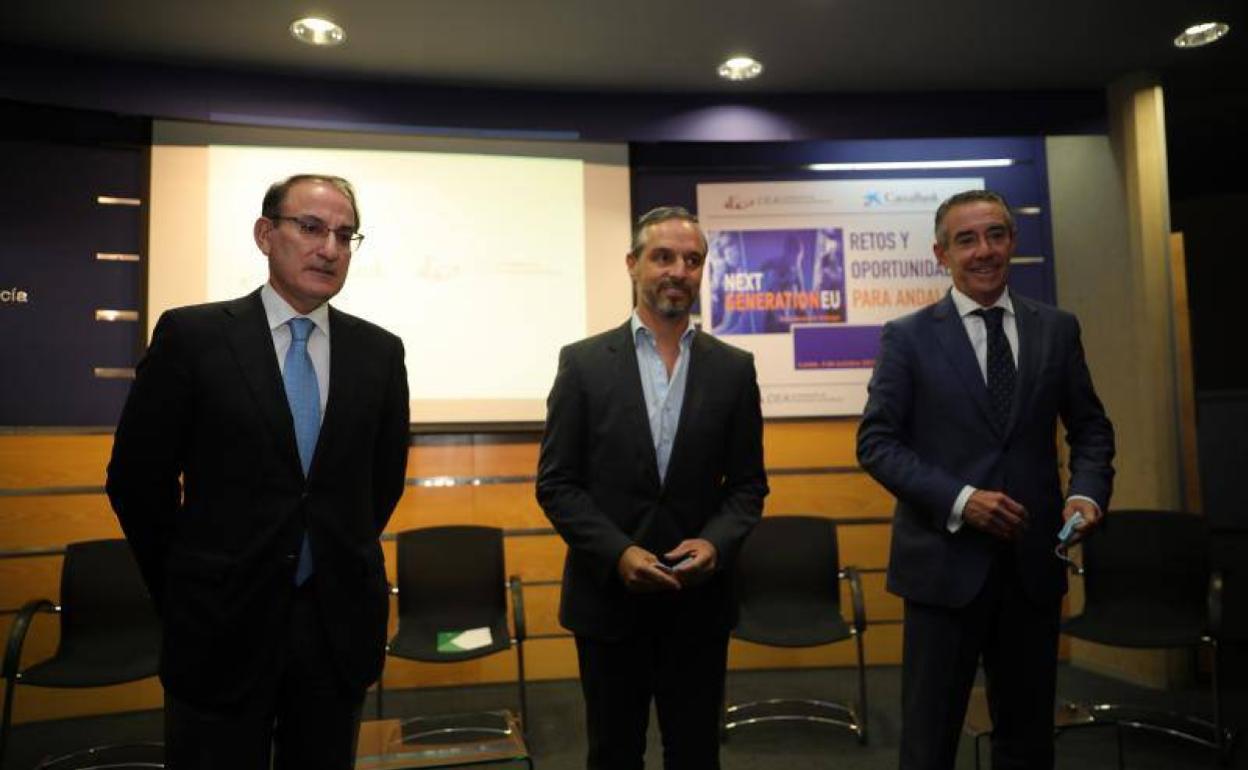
[{"x1": 285, "y1": 553, "x2": 298, "y2": 562}]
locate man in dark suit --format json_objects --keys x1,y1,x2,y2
[
  {"x1": 857, "y1": 189, "x2": 1115, "y2": 770},
  {"x1": 107, "y1": 174, "x2": 409, "y2": 769},
  {"x1": 537, "y1": 206, "x2": 768, "y2": 769}
]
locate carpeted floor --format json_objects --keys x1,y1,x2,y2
[{"x1": 4, "y1": 664, "x2": 1231, "y2": 769}]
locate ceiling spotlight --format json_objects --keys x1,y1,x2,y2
[
  {"x1": 290, "y1": 17, "x2": 346, "y2": 47},
  {"x1": 718, "y1": 56, "x2": 763, "y2": 81},
  {"x1": 1174, "y1": 21, "x2": 1229, "y2": 48}
]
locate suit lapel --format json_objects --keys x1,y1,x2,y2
[
  {"x1": 1007, "y1": 291, "x2": 1043, "y2": 437},
  {"x1": 312, "y1": 306, "x2": 358, "y2": 481},
  {"x1": 223, "y1": 290, "x2": 303, "y2": 478},
  {"x1": 608, "y1": 321, "x2": 662, "y2": 490},
  {"x1": 663, "y1": 330, "x2": 707, "y2": 491},
  {"x1": 932, "y1": 293, "x2": 999, "y2": 433}
]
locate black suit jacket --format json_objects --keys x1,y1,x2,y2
[
  {"x1": 106, "y1": 289, "x2": 409, "y2": 706},
  {"x1": 857, "y1": 291, "x2": 1115, "y2": 608},
  {"x1": 536, "y1": 321, "x2": 769, "y2": 641}
]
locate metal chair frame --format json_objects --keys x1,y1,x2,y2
[
  {"x1": 723, "y1": 516, "x2": 870, "y2": 746},
  {"x1": 33, "y1": 741, "x2": 165, "y2": 770},
  {"x1": 723, "y1": 567, "x2": 868, "y2": 742},
  {"x1": 1062, "y1": 521, "x2": 1235, "y2": 765},
  {"x1": 1, "y1": 598, "x2": 58, "y2": 766},
  {"x1": 355, "y1": 711, "x2": 533, "y2": 770},
  {"x1": 1, "y1": 539, "x2": 162, "y2": 769},
  {"x1": 964, "y1": 686, "x2": 1126, "y2": 770},
  {"x1": 374, "y1": 527, "x2": 530, "y2": 758}
]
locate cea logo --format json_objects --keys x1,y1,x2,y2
[{"x1": 1, "y1": 287, "x2": 31, "y2": 304}]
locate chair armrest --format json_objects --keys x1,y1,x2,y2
[
  {"x1": 1208, "y1": 570, "x2": 1224, "y2": 638},
  {"x1": 508, "y1": 576, "x2": 527, "y2": 642},
  {"x1": 841, "y1": 566, "x2": 867, "y2": 635},
  {"x1": 3, "y1": 599, "x2": 55, "y2": 683}
]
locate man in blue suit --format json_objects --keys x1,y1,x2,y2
[{"x1": 857, "y1": 190, "x2": 1115, "y2": 770}]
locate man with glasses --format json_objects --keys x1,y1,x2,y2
[{"x1": 108, "y1": 174, "x2": 410, "y2": 768}]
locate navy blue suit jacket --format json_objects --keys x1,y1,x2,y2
[{"x1": 857, "y1": 291, "x2": 1114, "y2": 608}]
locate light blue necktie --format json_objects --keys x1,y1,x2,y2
[{"x1": 284, "y1": 317, "x2": 320, "y2": 585}]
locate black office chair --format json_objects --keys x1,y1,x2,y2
[
  {"x1": 0, "y1": 538, "x2": 162, "y2": 768},
  {"x1": 1061, "y1": 509, "x2": 1233, "y2": 763},
  {"x1": 373, "y1": 526, "x2": 530, "y2": 767},
  {"x1": 723, "y1": 515, "x2": 869, "y2": 744}
]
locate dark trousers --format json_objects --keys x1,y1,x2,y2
[
  {"x1": 164, "y1": 578, "x2": 365, "y2": 770},
  {"x1": 575, "y1": 630, "x2": 730, "y2": 770},
  {"x1": 900, "y1": 554, "x2": 1062, "y2": 770}
]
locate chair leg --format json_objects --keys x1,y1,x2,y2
[
  {"x1": 376, "y1": 675, "x2": 385, "y2": 721},
  {"x1": 515, "y1": 639, "x2": 530, "y2": 748},
  {"x1": 855, "y1": 632, "x2": 869, "y2": 745},
  {"x1": 0, "y1": 678, "x2": 14, "y2": 770},
  {"x1": 0, "y1": 670, "x2": 21, "y2": 770},
  {"x1": 1211, "y1": 639, "x2": 1234, "y2": 766}
]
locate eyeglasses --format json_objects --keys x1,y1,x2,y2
[{"x1": 270, "y1": 215, "x2": 365, "y2": 252}]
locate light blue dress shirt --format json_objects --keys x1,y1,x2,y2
[{"x1": 631, "y1": 310, "x2": 695, "y2": 484}]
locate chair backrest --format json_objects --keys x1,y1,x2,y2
[
  {"x1": 1081, "y1": 510, "x2": 1209, "y2": 618},
  {"x1": 395, "y1": 526, "x2": 506, "y2": 630},
  {"x1": 54, "y1": 539, "x2": 160, "y2": 667},
  {"x1": 735, "y1": 515, "x2": 842, "y2": 620}
]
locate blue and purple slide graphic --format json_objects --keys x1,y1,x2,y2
[
  {"x1": 792, "y1": 325, "x2": 884, "y2": 370},
  {"x1": 705, "y1": 228, "x2": 846, "y2": 335}
]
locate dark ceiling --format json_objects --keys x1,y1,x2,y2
[
  {"x1": 4, "y1": 0, "x2": 1245, "y2": 93},
  {"x1": 3, "y1": 0, "x2": 1246, "y2": 199}
]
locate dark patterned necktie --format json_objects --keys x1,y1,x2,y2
[{"x1": 973, "y1": 307, "x2": 1015, "y2": 432}]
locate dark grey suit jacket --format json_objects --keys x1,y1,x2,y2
[
  {"x1": 107, "y1": 288, "x2": 409, "y2": 706},
  {"x1": 857, "y1": 290, "x2": 1115, "y2": 608},
  {"x1": 536, "y1": 320, "x2": 768, "y2": 641}
]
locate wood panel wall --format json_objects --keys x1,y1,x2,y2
[{"x1": 0, "y1": 421, "x2": 908, "y2": 724}]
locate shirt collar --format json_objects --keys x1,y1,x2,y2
[
  {"x1": 261, "y1": 282, "x2": 331, "y2": 337},
  {"x1": 631, "y1": 309, "x2": 696, "y2": 346},
  {"x1": 949, "y1": 285, "x2": 1014, "y2": 319}
]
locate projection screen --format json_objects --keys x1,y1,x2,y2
[{"x1": 149, "y1": 121, "x2": 632, "y2": 424}]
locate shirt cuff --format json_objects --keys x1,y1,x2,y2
[
  {"x1": 949, "y1": 485, "x2": 976, "y2": 533},
  {"x1": 1066, "y1": 495, "x2": 1101, "y2": 513}
]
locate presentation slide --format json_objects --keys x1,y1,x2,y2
[
  {"x1": 697, "y1": 178, "x2": 982, "y2": 418},
  {"x1": 149, "y1": 122, "x2": 631, "y2": 424}
]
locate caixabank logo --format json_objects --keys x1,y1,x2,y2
[{"x1": 863, "y1": 189, "x2": 941, "y2": 208}]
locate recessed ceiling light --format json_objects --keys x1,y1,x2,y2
[
  {"x1": 290, "y1": 17, "x2": 346, "y2": 47},
  {"x1": 718, "y1": 56, "x2": 763, "y2": 81},
  {"x1": 1174, "y1": 21, "x2": 1229, "y2": 48}
]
